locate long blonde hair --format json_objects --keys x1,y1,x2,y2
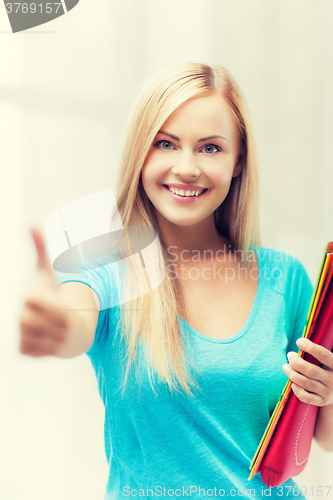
[{"x1": 112, "y1": 62, "x2": 261, "y2": 398}]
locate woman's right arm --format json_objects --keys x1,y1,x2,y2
[
  {"x1": 56, "y1": 281, "x2": 100, "y2": 358},
  {"x1": 19, "y1": 226, "x2": 100, "y2": 360}
]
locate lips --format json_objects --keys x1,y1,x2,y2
[
  {"x1": 163, "y1": 184, "x2": 208, "y2": 195},
  {"x1": 162, "y1": 184, "x2": 208, "y2": 203},
  {"x1": 163, "y1": 183, "x2": 208, "y2": 192}
]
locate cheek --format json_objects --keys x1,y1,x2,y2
[
  {"x1": 212, "y1": 160, "x2": 237, "y2": 185},
  {"x1": 141, "y1": 158, "x2": 165, "y2": 186},
  {"x1": 141, "y1": 163, "x2": 160, "y2": 199},
  {"x1": 211, "y1": 171, "x2": 232, "y2": 187}
]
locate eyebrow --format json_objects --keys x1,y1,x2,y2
[{"x1": 157, "y1": 130, "x2": 228, "y2": 143}]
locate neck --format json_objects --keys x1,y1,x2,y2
[{"x1": 154, "y1": 211, "x2": 230, "y2": 262}]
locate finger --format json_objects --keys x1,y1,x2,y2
[
  {"x1": 30, "y1": 225, "x2": 55, "y2": 278},
  {"x1": 286, "y1": 351, "x2": 331, "y2": 386},
  {"x1": 23, "y1": 298, "x2": 69, "y2": 329},
  {"x1": 20, "y1": 342, "x2": 57, "y2": 357},
  {"x1": 20, "y1": 349, "x2": 47, "y2": 358},
  {"x1": 20, "y1": 334, "x2": 60, "y2": 356},
  {"x1": 291, "y1": 383, "x2": 324, "y2": 406},
  {"x1": 30, "y1": 225, "x2": 49, "y2": 270},
  {"x1": 296, "y1": 337, "x2": 333, "y2": 370},
  {"x1": 20, "y1": 317, "x2": 67, "y2": 342},
  {"x1": 282, "y1": 362, "x2": 329, "y2": 400}
]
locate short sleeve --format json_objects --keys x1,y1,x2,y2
[
  {"x1": 54, "y1": 251, "x2": 128, "y2": 310},
  {"x1": 54, "y1": 252, "x2": 125, "y2": 355},
  {"x1": 286, "y1": 257, "x2": 314, "y2": 354}
]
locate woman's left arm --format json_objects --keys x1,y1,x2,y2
[{"x1": 282, "y1": 337, "x2": 333, "y2": 452}]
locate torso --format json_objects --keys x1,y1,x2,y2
[{"x1": 176, "y1": 250, "x2": 259, "y2": 340}]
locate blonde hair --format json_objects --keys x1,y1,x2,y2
[{"x1": 112, "y1": 62, "x2": 261, "y2": 398}]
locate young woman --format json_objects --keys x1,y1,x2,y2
[{"x1": 21, "y1": 62, "x2": 333, "y2": 499}]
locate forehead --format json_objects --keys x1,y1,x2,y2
[{"x1": 161, "y1": 93, "x2": 236, "y2": 133}]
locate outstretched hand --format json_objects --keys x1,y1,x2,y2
[
  {"x1": 283, "y1": 337, "x2": 333, "y2": 407},
  {"x1": 19, "y1": 225, "x2": 70, "y2": 357}
]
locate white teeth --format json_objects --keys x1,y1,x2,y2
[{"x1": 168, "y1": 186, "x2": 204, "y2": 197}]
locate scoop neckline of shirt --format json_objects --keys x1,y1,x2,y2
[{"x1": 177, "y1": 246, "x2": 263, "y2": 344}]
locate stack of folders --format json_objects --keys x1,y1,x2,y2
[{"x1": 249, "y1": 242, "x2": 333, "y2": 487}]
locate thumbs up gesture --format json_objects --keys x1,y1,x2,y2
[{"x1": 19, "y1": 226, "x2": 71, "y2": 357}]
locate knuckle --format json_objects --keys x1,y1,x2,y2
[
  {"x1": 322, "y1": 388, "x2": 330, "y2": 402},
  {"x1": 304, "y1": 379, "x2": 316, "y2": 392},
  {"x1": 302, "y1": 391, "x2": 315, "y2": 405},
  {"x1": 32, "y1": 327, "x2": 46, "y2": 338},
  {"x1": 306, "y1": 365, "x2": 318, "y2": 379},
  {"x1": 320, "y1": 348, "x2": 329, "y2": 364},
  {"x1": 23, "y1": 326, "x2": 45, "y2": 341}
]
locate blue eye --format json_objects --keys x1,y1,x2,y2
[
  {"x1": 153, "y1": 140, "x2": 221, "y2": 154},
  {"x1": 201, "y1": 144, "x2": 221, "y2": 154},
  {"x1": 154, "y1": 140, "x2": 175, "y2": 150}
]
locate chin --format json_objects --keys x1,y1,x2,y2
[{"x1": 164, "y1": 216, "x2": 205, "y2": 227}]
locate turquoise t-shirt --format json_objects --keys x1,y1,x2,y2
[{"x1": 55, "y1": 246, "x2": 314, "y2": 499}]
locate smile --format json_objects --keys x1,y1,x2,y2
[{"x1": 163, "y1": 185, "x2": 208, "y2": 203}]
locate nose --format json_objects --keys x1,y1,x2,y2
[{"x1": 171, "y1": 150, "x2": 201, "y2": 178}]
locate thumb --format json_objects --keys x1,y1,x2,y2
[{"x1": 30, "y1": 225, "x2": 55, "y2": 277}]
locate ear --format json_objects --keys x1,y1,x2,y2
[{"x1": 232, "y1": 157, "x2": 243, "y2": 178}]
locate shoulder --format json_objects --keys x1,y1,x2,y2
[
  {"x1": 81, "y1": 251, "x2": 128, "y2": 310},
  {"x1": 254, "y1": 246, "x2": 312, "y2": 298}
]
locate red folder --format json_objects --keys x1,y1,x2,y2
[{"x1": 249, "y1": 242, "x2": 333, "y2": 487}]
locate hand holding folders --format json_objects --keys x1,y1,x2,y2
[{"x1": 249, "y1": 242, "x2": 333, "y2": 487}]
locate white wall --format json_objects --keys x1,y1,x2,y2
[{"x1": 1, "y1": 1, "x2": 332, "y2": 499}]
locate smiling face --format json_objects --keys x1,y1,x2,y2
[{"x1": 141, "y1": 93, "x2": 242, "y2": 236}]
